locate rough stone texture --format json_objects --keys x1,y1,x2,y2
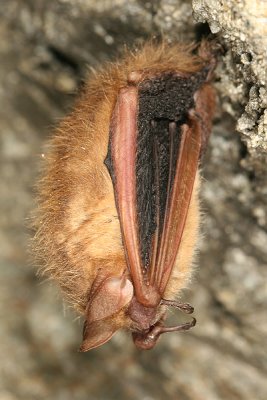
[
  {"x1": 0, "y1": 1, "x2": 266, "y2": 400},
  {"x1": 193, "y1": 0, "x2": 267, "y2": 163}
]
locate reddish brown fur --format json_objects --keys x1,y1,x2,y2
[{"x1": 33, "y1": 41, "x2": 214, "y2": 340}]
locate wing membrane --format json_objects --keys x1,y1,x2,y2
[
  {"x1": 106, "y1": 87, "x2": 159, "y2": 306},
  {"x1": 150, "y1": 115, "x2": 202, "y2": 294},
  {"x1": 106, "y1": 78, "x2": 209, "y2": 307}
]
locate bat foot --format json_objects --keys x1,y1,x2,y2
[
  {"x1": 160, "y1": 317, "x2": 197, "y2": 334},
  {"x1": 132, "y1": 317, "x2": 196, "y2": 350},
  {"x1": 160, "y1": 298, "x2": 194, "y2": 314}
]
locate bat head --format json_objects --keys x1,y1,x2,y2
[{"x1": 79, "y1": 273, "x2": 196, "y2": 351}]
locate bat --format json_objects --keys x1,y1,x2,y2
[{"x1": 33, "y1": 40, "x2": 216, "y2": 351}]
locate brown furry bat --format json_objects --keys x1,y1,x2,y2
[{"x1": 33, "y1": 41, "x2": 216, "y2": 351}]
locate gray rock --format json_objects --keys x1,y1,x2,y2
[{"x1": 193, "y1": 0, "x2": 267, "y2": 161}]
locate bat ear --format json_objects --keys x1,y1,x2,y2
[
  {"x1": 79, "y1": 318, "x2": 119, "y2": 352},
  {"x1": 79, "y1": 274, "x2": 134, "y2": 352},
  {"x1": 88, "y1": 275, "x2": 133, "y2": 322}
]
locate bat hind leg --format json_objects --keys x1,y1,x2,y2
[
  {"x1": 161, "y1": 298, "x2": 194, "y2": 314},
  {"x1": 148, "y1": 317, "x2": 196, "y2": 341},
  {"x1": 132, "y1": 318, "x2": 196, "y2": 350},
  {"x1": 160, "y1": 317, "x2": 196, "y2": 333}
]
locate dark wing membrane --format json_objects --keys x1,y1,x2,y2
[
  {"x1": 105, "y1": 71, "x2": 212, "y2": 306},
  {"x1": 135, "y1": 72, "x2": 207, "y2": 298},
  {"x1": 149, "y1": 116, "x2": 202, "y2": 294}
]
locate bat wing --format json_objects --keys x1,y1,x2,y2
[
  {"x1": 149, "y1": 115, "x2": 202, "y2": 295},
  {"x1": 105, "y1": 71, "x2": 214, "y2": 307}
]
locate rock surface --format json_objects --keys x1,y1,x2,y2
[
  {"x1": 193, "y1": 0, "x2": 267, "y2": 163},
  {"x1": 0, "y1": 1, "x2": 266, "y2": 400}
]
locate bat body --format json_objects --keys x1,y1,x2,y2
[{"x1": 34, "y1": 41, "x2": 216, "y2": 351}]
